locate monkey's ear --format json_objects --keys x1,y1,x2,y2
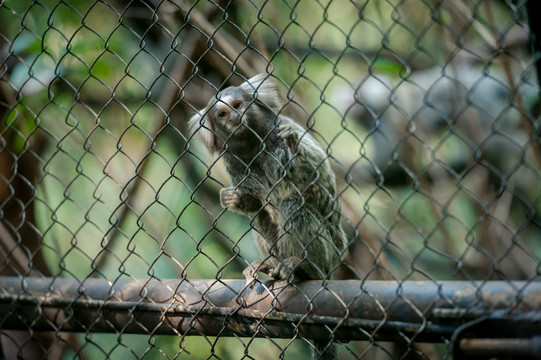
[
  {"x1": 188, "y1": 110, "x2": 215, "y2": 152},
  {"x1": 240, "y1": 74, "x2": 281, "y2": 111}
]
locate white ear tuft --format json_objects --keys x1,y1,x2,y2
[
  {"x1": 240, "y1": 74, "x2": 280, "y2": 111},
  {"x1": 188, "y1": 110, "x2": 214, "y2": 152}
]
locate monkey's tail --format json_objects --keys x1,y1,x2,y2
[{"x1": 312, "y1": 340, "x2": 337, "y2": 360}]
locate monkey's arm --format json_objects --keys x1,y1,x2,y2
[{"x1": 277, "y1": 118, "x2": 327, "y2": 164}]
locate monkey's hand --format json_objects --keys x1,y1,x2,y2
[
  {"x1": 278, "y1": 123, "x2": 299, "y2": 153},
  {"x1": 242, "y1": 259, "x2": 273, "y2": 287},
  {"x1": 268, "y1": 256, "x2": 303, "y2": 281},
  {"x1": 220, "y1": 187, "x2": 263, "y2": 214},
  {"x1": 220, "y1": 187, "x2": 240, "y2": 209},
  {"x1": 243, "y1": 257, "x2": 303, "y2": 285}
]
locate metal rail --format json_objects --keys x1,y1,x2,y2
[{"x1": 0, "y1": 277, "x2": 539, "y2": 343}]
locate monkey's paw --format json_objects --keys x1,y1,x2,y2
[
  {"x1": 268, "y1": 262, "x2": 293, "y2": 281},
  {"x1": 269, "y1": 257, "x2": 303, "y2": 281},
  {"x1": 278, "y1": 124, "x2": 299, "y2": 152},
  {"x1": 243, "y1": 260, "x2": 272, "y2": 287},
  {"x1": 220, "y1": 187, "x2": 240, "y2": 209}
]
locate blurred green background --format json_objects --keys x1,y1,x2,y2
[{"x1": 0, "y1": 0, "x2": 539, "y2": 359}]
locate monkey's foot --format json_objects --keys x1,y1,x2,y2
[
  {"x1": 268, "y1": 263, "x2": 293, "y2": 281},
  {"x1": 278, "y1": 124, "x2": 299, "y2": 152},
  {"x1": 243, "y1": 260, "x2": 272, "y2": 287},
  {"x1": 220, "y1": 187, "x2": 240, "y2": 209},
  {"x1": 269, "y1": 257, "x2": 302, "y2": 281}
]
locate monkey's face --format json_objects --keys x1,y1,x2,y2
[
  {"x1": 192, "y1": 89, "x2": 264, "y2": 152},
  {"x1": 189, "y1": 74, "x2": 280, "y2": 153},
  {"x1": 210, "y1": 93, "x2": 247, "y2": 133}
]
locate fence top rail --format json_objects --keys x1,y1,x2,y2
[{"x1": 0, "y1": 276, "x2": 539, "y2": 341}]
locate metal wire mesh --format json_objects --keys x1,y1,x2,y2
[{"x1": 0, "y1": 0, "x2": 540, "y2": 359}]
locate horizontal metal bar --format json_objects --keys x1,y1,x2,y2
[
  {"x1": 0, "y1": 277, "x2": 539, "y2": 342},
  {"x1": 458, "y1": 337, "x2": 541, "y2": 358}
]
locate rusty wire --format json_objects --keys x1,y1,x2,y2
[{"x1": 0, "y1": 0, "x2": 540, "y2": 359}]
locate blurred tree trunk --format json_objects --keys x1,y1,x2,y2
[{"x1": 0, "y1": 68, "x2": 54, "y2": 360}]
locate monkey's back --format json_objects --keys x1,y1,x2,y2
[{"x1": 243, "y1": 116, "x2": 347, "y2": 280}]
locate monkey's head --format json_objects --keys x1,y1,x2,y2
[{"x1": 189, "y1": 74, "x2": 281, "y2": 153}]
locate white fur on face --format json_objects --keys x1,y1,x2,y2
[{"x1": 188, "y1": 110, "x2": 214, "y2": 151}]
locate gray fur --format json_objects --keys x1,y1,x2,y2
[{"x1": 189, "y1": 74, "x2": 347, "y2": 359}]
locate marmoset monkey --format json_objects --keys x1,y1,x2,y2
[{"x1": 189, "y1": 74, "x2": 347, "y2": 359}]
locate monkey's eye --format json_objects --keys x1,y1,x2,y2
[
  {"x1": 217, "y1": 111, "x2": 227, "y2": 118},
  {"x1": 232, "y1": 101, "x2": 241, "y2": 109}
]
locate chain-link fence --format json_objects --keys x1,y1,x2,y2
[{"x1": 1, "y1": 0, "x2": 540, "y2": 359}]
